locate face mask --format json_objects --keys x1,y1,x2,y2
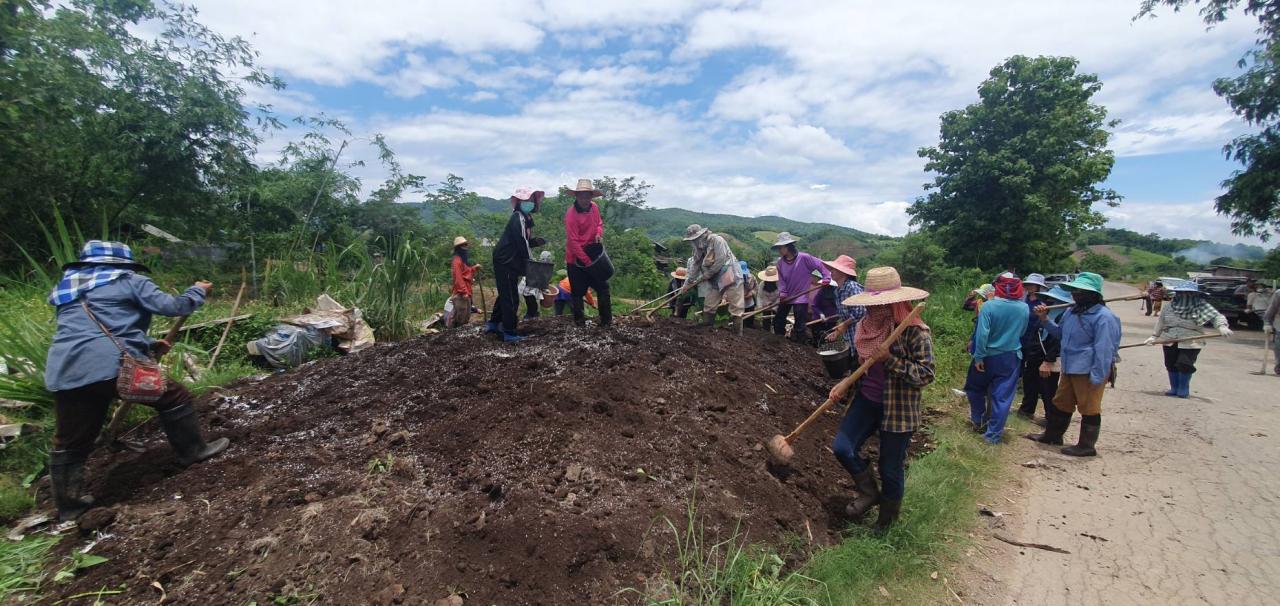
[
  {"x1": 763, "y1": 282, "x2": 777, "y2": 292},
  {"x1": 519, "y1": 201, "x2": 535, "y2": 213}
]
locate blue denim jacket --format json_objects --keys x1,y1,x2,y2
[
  {"x1": 44, "y1": 274, "x2": 206, "y2": 392},
  {"x1": 1042, "y1": 304, "x2": 1122, "y2": 385}
]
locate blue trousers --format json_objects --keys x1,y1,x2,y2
[
  {"x1": 832, "y1": 393, "x2": 913, "y2": 500},
  {"x1": 964, "y1": 351, "x2": 1021, "y2": 444}
]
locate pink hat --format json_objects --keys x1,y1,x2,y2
[
  {"x1": 821, "y1": 255, "x2": 858, "y2": 279},
  {"x1": 511, "y1": 186, "x2": 545, "y2": 201}
]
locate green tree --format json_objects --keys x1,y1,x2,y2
[
  {"x1": 1079, "y1": 251, "x2": 1120, "y2": 277},
  {"x1": 909, "y1": 55, "x2": 1121, "y2": 271},
  {"x1": 1261, "y1": 246, "x2": 1280, "y2": 278},
  {"x1": 1139, "y1": 1, "x2": 1280, "y2": 239},
  {"x1": 872, "y1": 232, "x2": 951, "y2": 289}
]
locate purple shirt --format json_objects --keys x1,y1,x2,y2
[
  {"x1": 776, "y1": 252, "x2": 830, "y2": 305},
  {"x1": 859, "y1": 362, "x2": 887, "y2": 403}
]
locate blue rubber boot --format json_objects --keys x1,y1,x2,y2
[
  {"x1": 484, "y1": 321, "x2": 500, "y2": 335},
  {"x1": 502, "y1": 330, "x2": 527, "y2": 344},
  {"x1": 1177, "y1": 372, "x2": 1191, "y2": 399},
  {"x1": 1165, "y1": 371, "x2": 1179, "y2": 396}
]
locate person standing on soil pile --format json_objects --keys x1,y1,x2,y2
[
  {"x1": 680, "y1": 224, "x2": 745, "y2": 329},
  {"x1": 822, "y1": 255, "x2": 867, "y2": 347},
  {"x1": 740, "y1": 261, "x2": 759, "y2": 328},
  {"x1": 756, "y1": 264, "x2": 780, "y2": 328},
  {"x1": 827, "y1": 266, "x2": 934, "y2": 532},
  {"x1": 488, "y1": 186, "x2": 547, "y2": 343},
  {"x1": 1027, "y1": 272, "x2": 1122, "y2": 457},
  {"x1": 771, "y1": 232, "x2": 830, "y2": 341},
  {"x1": 667, "y1": 266, "x2": 695, "y2": 319},
  {"x1": 43, "y1": 241, "x2": 229, "y2": 523},
  {"x1": 1017, "y1": 286, "x2": 1070, "y2": 424},
  {"x1": 1144, "y1": 280, "x2": 1232, "y2": 398},
  {"x1": 965, "y1": 273, "x2": 1030, "y2": 444},
  {"x1": 807, "y1": 269, "x2": 839, "y2": 342},
  {"x1": 448, "y1": 236, "x2": 481, "y2": 329},
  {"x1": 564, "y1": 179, "x2": 613, "y2": 328}
]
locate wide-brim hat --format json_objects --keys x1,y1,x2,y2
[
  {"x1": 569, "y1": 178, "x2": 604, "y2": 197},
  {"x1": 771, "y1": 232, "x2": 798, "y2": 248},
  {"x1": 683, "y1": 224, "x2": 711, "y2": 241},
  {"x1": 1169, "y1": 279, "x2": 1200, "y2": 293},
  {"x1": 841, "y1": 266, "x2": 929, "y2": 306},
  {"x1": 671, "y1": 267, "x2": 688, "y2": 280},
  {"x1": 453, "y1": 236, "x2": 468, "y2": 247},
  {"x1": 511, "y1": 186, "x2": 546, "y2": 204},
  {"x1": 1062, "y1": 272, "x2": 1104, "y2": 294},
  {"x1": 757, "y1": 265, "x2": 779, "y2": 282},
  {"x1": 1040, "y1": 286, "x2": 1073, "y2": 303},
  {"x1": 1023, "y1": 273, "x2": 1047, "y2": 288},
  {"x1": 822, "y1": 255, "x2": 858, "y2": 278},
  {"x1": 61, "y1": 240, "x2": 150, "y2": 273}
]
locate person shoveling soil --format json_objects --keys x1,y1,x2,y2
[{"x1": 38, "y1": 316, "x2": 935, "y2": 605}]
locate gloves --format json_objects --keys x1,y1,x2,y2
[
  {"x1": 1218, "y1": 325, "x2": 1233, "y2": 338},
  {"x1": 1143, "y1": 336, "x2": 1157, "y2": 346},
  {"x1": 1265, "y1": 325, "x2": 1275, "y2": 335}
]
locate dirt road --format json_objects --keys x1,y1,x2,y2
[{"x1": 985, "y1": 283, "x2": 1280, "y2": 605}]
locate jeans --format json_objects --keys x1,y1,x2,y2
[
  {"x1": 964, "y1": 351, "x2": 1021, "y2": 444},
  {"x1": 567, "y1": 263, "x2": 612, "y2": 327},
  {"x1": 1018, "y1": 362, "x2": 1060, "y2": 417},
  {"x1": 54, "y1": 379, "x2": 187, "y2": 454},
  {"x1": 489, "y1": 263, "x2": 521, "y2": 334},
  {"x1": 831, "y1": 393, "x2": 913, "y2": 500},
  {"x1": 773, "y1": 302, "x2": 809, "y2": 341}
]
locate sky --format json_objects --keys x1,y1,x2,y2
[{"x1": 187, "y1": 0, "x2": 1266, "y2": 246}]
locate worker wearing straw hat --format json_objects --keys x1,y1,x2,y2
[
  {"x1": 828, "y1": 267, "x2": 934, "y2": 532},
  {"x1": 447, "y1": 236, "x2": 481, "y2": 329},
  {"x1": 680, "y1": 224, "x2": 745, "y2": 329},
  {"x1": 755, "y1": 264, "x2": 780, "y2": 327},
  {"x1": 1144, "y1": 279, "x2": 1231, "y2": 398},
  {"x1": 564, "y1": 178, "x2": 613, "y2": 328},
  {"x1": 667, "y1": 266, "x2": 695, "y2": 319},
  {"x1": 1028, "y1": 272, "x2": 1121, "y2": 457}
]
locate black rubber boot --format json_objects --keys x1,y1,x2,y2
[
  {"x1": 1061, "y1": 415, "x2": 1100, "y2": 457},
  {"x1": 1024, "y1": 405, "x2": 1069, "y2": 445},
  {"x1": 159, "y1": 404, "x2": 230, "y2": 467},
  {"x1": 49, "y1": 450, "x2": 94, "y2": 523},
  {"x1": 873, "y1": 498, "x2": 902, "y2": 533},
  {"x1": 845, "y1": 469, "x2": 881, "y2": 519}
]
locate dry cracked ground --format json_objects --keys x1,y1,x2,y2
[{"x1": 957, "y1": 283, "x2": 1280, "y2": 606}]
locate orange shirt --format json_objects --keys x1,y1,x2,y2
[
  {"x1": 558, "y1": 277, "x2": 595, "y2": 306},
  {"x1": 451, "y1": 255, "x2": 478, "y2": 297}
]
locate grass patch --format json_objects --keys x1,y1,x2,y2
[{"x1": 0, "y1": 535, "x2": 60, "y2": 601}]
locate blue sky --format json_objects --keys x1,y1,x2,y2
[{"x1": 188, "y1": 0, "x2": 1265, "y2": 245}]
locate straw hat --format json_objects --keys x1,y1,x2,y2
[
  {"x1": 771, "y1": 232, "x2": 798, "y2": 248},
  {"x1": 822, "y1": 255, "x2": 858, "y2": 278},
  {"x1": 682, "y1": 224, "x2": 711, "y2": 241},
  {"x1": 841, "y1": 267, "x2": 929, "y2": 306},
  {"x1": 757, "y1": 265, "x2": 779, "y2": 282},
  {"x1": 453, "y1": 236, "x2": 468, "y2": 247},
  {"x1": 671, "y1": 267, "x2": 688, "y2": 280},
  {"x1": 568, "y1": 178, "x2": 603, "y2": 197}
]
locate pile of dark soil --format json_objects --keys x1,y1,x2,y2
[{"x1": 44, "y1": 318, "x2": 934, "y2": 605}]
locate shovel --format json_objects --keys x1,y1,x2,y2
[
  {"x1": 766, "y1": 303, "x2": 926, "y2": 465},
  {"x1": 1252, "y1": 331, "x2": 1272, "y2": 376},
  {"x1": 1117, "y1": 332, "x2": 1223, "y2": 350}
]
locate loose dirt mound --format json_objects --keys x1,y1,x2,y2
[{"x1": 45, "y1": 318, "x2": 929, "y2": 605}]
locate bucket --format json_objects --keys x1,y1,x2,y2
[
  {"x1": 541, "y1": 286, "x2": 559, "y2": 308},
  {"x1": 818, "y1": 341, "x2": 853, "y2": 380},
  {"x1": 580, "y1": 243, "x2": 615, "y2": 282},
  {"x1": 525, "y1": 259, "x2": 555, "y2": 291}
]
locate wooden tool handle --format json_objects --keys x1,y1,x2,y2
[
  {"x1": 744, "y1": 284, "x2": 823, "y2": 321},
  {"x1": 783, "y1": 303, "x2": 927, "y2": 443},
  {"x1": 1118, "y1": 332, "x2": 1222, "y2": 350},
  {"x1": 1042, "y1": 294, "x2": 1145, "y2": 311}
]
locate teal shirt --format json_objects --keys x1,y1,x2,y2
[{"x1": 973, "y1": 297, "x2": 1030, "y2": 360}]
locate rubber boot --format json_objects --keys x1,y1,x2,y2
[
  {"x1": 1177, "y1": 372, "x2": 1191, "y2": 399},
  {"x1": 484, "y1": 321, "x2": 500, "y2": 335},
  {"x1": 49, "y1": 450, "x2": 94, "y2": 523},
  {"x1": 158, "y1": 404, "x2": 230, "y2": 467},
  {"x1": 1061, "y1": 415, "x2": 1100, "y2": 457},
  {"x1": 699, "y1": 311, "x2": 716, "y2": 328},
  {"x1": 873, "y1": 499, "x2": 902, "y2": 533},
  {"x1": 1024, "y1": 405, "x2": 1069, "y2": 445},
  {"x1": 844, "y1": 469, "x2": 880, "y2": 519},
  {"x1": 1165, "y1": 371, "x2": 1179, "y2": 396},
  {"x1": 502, "y1": 330, "x2": 528, "y2": 344}
]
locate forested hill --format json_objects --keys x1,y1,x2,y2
[{"x1": 1077, "y1": 228, "x2": 1265, "y2": 263}]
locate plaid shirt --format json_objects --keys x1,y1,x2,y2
[
  {"x1": 869, "y1": 325, "x2": 935, "y2": 433},
  {"x1": 835, "y1": 280, "x2": 867, "y2": 343}
]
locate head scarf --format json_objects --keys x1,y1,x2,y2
[
  {"x1": 1071, "y1": 289, "x2": 1103, "y2": 313},
  {"x1": 993, "y1": 273, "x2": 1023, "y2": 300},
  {"x1": 854, "y1": 301, "x2": 927, "y2": 361},
  {"x1": 1170, "y1": 292, "x2": 1218, "y2": 325},
  {"x1": 48, "y1": 241, "x2": 142, "y2": 306},
  {"x1": 454, "y1": 244, "x2": 470, "y2": 265}
]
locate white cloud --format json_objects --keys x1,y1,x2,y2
[{"x1": 1101, "y1": 200, "x2": 1258, "y2": 245}]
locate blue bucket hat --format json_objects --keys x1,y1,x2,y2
[
  {"x1": 1040, "y1": 286, "x2": 1073, "y2": 304},
  {"x1": 61, "y1": 240, "x2": 149, "y2": 272}
]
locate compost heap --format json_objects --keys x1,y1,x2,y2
[{"x1": 45, "y1": 318, "x2": 931, "y2": 605}]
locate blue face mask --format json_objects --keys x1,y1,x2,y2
[{"x1": 519, "y1": 201, "x2": 536, "y2": 213}]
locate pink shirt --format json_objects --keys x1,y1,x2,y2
[{"x1": 564, "y1": 201, "x2": 603, "y2": 266}]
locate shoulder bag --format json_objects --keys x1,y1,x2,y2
[{"x1": 81, "y1": 299, "x2": 168, "y2": 402}]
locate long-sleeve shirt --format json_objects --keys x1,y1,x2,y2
[
  {"x1": 564, "y1": 202, "x2": 603, "y2": 267},
  {"x1": 776, "y1": 252, "x2": 829, "y2": 304},
  {"x1": 686, "y1": 233, "x2": 741, "y2": 292},
  {"x1": 1021, "y1": 315, "x2": 1061, "y2": 367},
  {"x1": 1266, "y1": 292, "x2": 1280, "y2": 330},
  {"x1": 1042, "y1": 304, "x2": 1122, "y2": 385},
  {"x1": 809, "y1": 285, "x2": 838, "y2": 321},
  {"x1": 1152, "y1": 306, "x2": 1226, "y2": 349},
  {"x1": 493, "y1": 210, "x2": 533, "y2": 273},
  {"x1": 45, "y1": 274, "x2": 206, "y2": 392},
  {"x1": 973, "y1": 297, "x2": 1030, "y2": 360},
  {"x1": 834, "y1": 280, "x2": 867, "y2": 344},
  {"x1": 450, "y1": 255, "x2": 478, "y2": 297},
  {"x1": 855, "y1": 326, "x2": 935, "y2": 433}
]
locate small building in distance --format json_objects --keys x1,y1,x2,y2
[{"x1": 1202, "y1": 265, "x2": 1265, "y2": 280}]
